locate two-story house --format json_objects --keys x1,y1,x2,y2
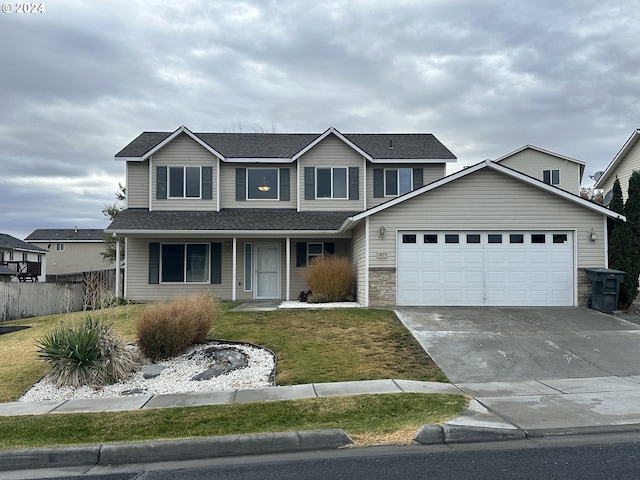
[
  {"x1": 0, "y1": 233, "x2": 47, "y2": 282},
  {"x1": 25, "y1": 228, "x2": 114, "y2": 277},
  {"x1": 594, "y1": 129, "x2": 640, "y2": 202},
  {"x1": 494, "y1": 145, "x2": 585, "y2": 195},
  {"x1": 106, "y1": 126, "x2": 620, "y2": 307}
]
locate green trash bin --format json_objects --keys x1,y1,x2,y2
[{"x1": 585, "y1": 268, "x2": 625, "y2": 312}]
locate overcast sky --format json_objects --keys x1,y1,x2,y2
[{"x1": 2, "y1": 0, "x2": 639, "y2": 240}]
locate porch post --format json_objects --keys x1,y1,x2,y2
[
  {"x1": 114, "y1": 236, "x2": 120, "y2": 298},
  {"x1": 232, "y1": 237, "x2": 237, "y2": 301},
  {"x1": 286, "y1": 237, "x2": 291, "y2": 301}
]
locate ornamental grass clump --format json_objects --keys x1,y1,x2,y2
[
  {"x1": 36, "y1": 317, "x2": 138, "y2": 388},
  {"x1": 302, "y1": 255, "x2": 355, "y2": 303},
  {"x1": 136, "y1": 293, "x2": 217, "y2": 361}
]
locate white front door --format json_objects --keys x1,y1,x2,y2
[{"x1": 255, "y1": 243, "x2": 280, "y2": 299}]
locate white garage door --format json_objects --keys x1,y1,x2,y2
[{"x1": 397, "y1": 231, "x2": 574, "y2": 306}]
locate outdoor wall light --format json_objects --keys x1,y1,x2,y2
[
  {"x1": 589, "y1": 229, "x2": 596, "y2": 242},
  {"x1": 378, "y1": 226, "x2": 386, "y2": 239}
]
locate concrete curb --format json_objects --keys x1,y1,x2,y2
[{"x1": 0, "y1": 429, "x2": 353, "y2": 471}]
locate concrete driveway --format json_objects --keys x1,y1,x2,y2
[{"x1": 394, "y1": 307, "x2": 640, "y2": 384}]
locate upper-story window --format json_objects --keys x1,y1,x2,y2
[
  {"x1": 56, "y1": 243, "x2": 64, "y2": 251},
  {"x1": 247, "y1": 168, "x2": 279, "y2": 200},
  {"x1": 22, "y1": 252, "x2": 28, "y2": 261},
  {"x1": 385, "y1": 168, "x2": 413, "y2": 196},
  {"x1": 543, "y1": 169, "x2": 560, "y2": 186},
  {"x1": 316, "y1": 167, "x2": 348, "y2": 199},
  {"x1": 169, "y1": 166, "x2": 201, "y2": 198}
]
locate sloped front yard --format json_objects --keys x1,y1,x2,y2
[{"x1": 0, "y1": 303, "x2": 447, "y2": 402}]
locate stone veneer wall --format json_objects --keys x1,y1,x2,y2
[
  {"x1": 577, "y1": 268, "x2": 592, "y2": 308},
  {"x1": 369, "y1": 268, "x2": 397, "y2": 307}
]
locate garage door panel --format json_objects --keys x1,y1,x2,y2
[{"x1": 397, "y1": 231, "x2": 574, "y2": 307}]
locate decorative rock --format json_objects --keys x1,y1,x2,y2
[
  {"x1": 189, "y1": 346, "x2": 249, "y2": 381},
  {"x1": 143, "y1": 365, "x2": 167, "y2": 379},
  {"x1": 120, "y1": 388, "x2": 146, "y2": 396}
]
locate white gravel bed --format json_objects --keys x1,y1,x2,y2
[
  {"x1": 19, "y1": 342, "x2": 275, "y2": 402},
  {"x1": 279, "y1": 301, "x2": 361, "y2": 309}
]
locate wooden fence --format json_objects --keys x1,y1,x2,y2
[{"x1": 0, "y1": 283, "x2": 84, "y2": 322}]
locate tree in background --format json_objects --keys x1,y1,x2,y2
[
  {"x1": 623, "y1": 171, "x2": 640, "y2": 305},
  {"x1": 101, "y1": 183, "x2": 126, "y2": 263},
  {"x1": 608, "y1": 178, "x2": 636, "y2": 308}
]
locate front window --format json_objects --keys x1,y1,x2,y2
[
  {"x1": 169, "y1": 166, "x2": 201, "y2": 198},
  {"x1": 247, "y1": 168, "x2": 278, "y2": 200},
  {"x1": 161, "y1": 243, "x2": 209, "y2": 283},
  {"x1": 316, "y1": 167, "x2": 347, "y2": 199},
  {"x1": 385, "y1": 168, "x2": 412, "y2": 196},
  {"x1": 308, "y1": 243, "x2": 324, "y2": 263},
  {"x1": 56, "y1": 243, "x2": 65, "y2": 251},
  {"x1": 543, "y1": 169, "x2": 560, "y2": 185}
]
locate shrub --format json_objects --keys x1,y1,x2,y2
[
  {"x1": 136, "y1": 293, "x2": 217, "y2": 361},
  {"x1": 36, "y1": 317, "x2": 138, "y2": 387},
  {"x1": 302, "y1": 255, "x2": 354, "y2": 302}
]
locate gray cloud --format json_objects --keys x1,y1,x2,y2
[{"x1": 1, "y1": 0, "x2": 638, "y2": 238}]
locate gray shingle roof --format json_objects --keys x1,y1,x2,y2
[
  {"x1": 106, "y1": 209, "x2": 357, "y2": 232},
  {"x1": 0, "y1": 234, "x2": 47, "y2": 252},
  {"x1": 25, "y1": 229, "x2": 106, "y2": 242},
  {"x1": 115, "y1": 130, "x2": 456, "y2": 160}
]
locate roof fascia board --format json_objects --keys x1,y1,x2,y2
[
  {"x1": 291, "y1": 127, "x2": 373, "y2": 161},
  {"x1": 495, "y1": 144, "x2": 586, "y2": 166},
  {"x1": 343, "y1": 160, "x2": 624, "y2": 229},
  {"x1": 222, "y1": 158, "x2": 294, "y2": 163},
  {"x1": 370, "y1": 158, "x2": 457, "y2": 163},
  {"x1": 104, "y1": 229, "x2": 348, "y2": 237},
  {"x1": 116, "y1": 156, "x2": 143, "y2": 162},
  {"x1": 595, "y1": 129, "x2": 640, "y2": 188},
  {"x1": 140, "y1": 126, "x2": 225, "y2": 161}
]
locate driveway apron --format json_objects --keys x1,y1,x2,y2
[{"x1": 394, "y1": 307, "x2": 640, "y2": 384}]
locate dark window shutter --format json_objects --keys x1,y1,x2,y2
[
  {"x1": 296, "y1": 242, "x2": 307, "y2": 267},
  {"x1": 349, "y1": 167, "x2": 359, "y2": 200},
  {"x1": 202, "y1": 166, "x2": 213, "y2": 200},
  {"x1": 210, "y1": 243, "x2": 222, "y2": 284},
  {"x1": 236, "y1": 168, "x2": 246, "y2": 201},
  {"x1": 149, "y1": 243, "x2": 160, "y2": 284},
  {"x1": 156, "y1": 166, "x2": 167, "y2": 199},
  {"x1": 373, "y1": 168, "x2": 384, "y2": 198},
  {"x1": 304, "y1": 167, "x2": 315, "y2": 200},
  {"x1": 324, "y1": 242, "x2": 335, "y2": 255},
  {"x1": 280, "y1": 168, "x2": 290, "y2": 201},
  {"x1": 413, "y1": 168, "x2": 423, "y2": 190}
]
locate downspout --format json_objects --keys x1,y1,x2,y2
[
  {"x1": 365, "y1": 217, "x2": 370, "y2": 307},
  {"x1": 114, "y1": 235, "x2": 120, "y2": 298},
  {"x1": 286, "y1": 237, "x2": 291, "y2": 301},
  {"x1": 232, "y1": 237, "x2": 237, "y2": 301}
]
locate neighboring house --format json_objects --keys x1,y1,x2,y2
[
  {"x1": 494, "y1": 145, "x2": 585, "y2": 195},
  {"x1": 594, "y1": 129, "x2": 640, "y2": 202},
  {"x1": 0, "y1": 233, "x2": 47, "y2": 282},
  {"x1": 25, "y1": 228, "x2": 114, "y2": 276},
  {"x1": 106, "y1": 125, "x2": 620, "y2": 307}
]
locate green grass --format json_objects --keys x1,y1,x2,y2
[
  {"x1": 0, "y1": 302, "x2": 463, "y2": 448},
  {"x1": 0, "y1": 393, "x2": 467, "y2": 449}
]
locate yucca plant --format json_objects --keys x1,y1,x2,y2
[{"x1": 36, "y1": 317, "x2": 138, "y2": 387}]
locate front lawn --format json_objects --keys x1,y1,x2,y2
[
  {"x1": 0, "y1": 302, "x2": 463, "y2": 448},
  {"x1": 0, "y1": 302, "x2": 446, "y2": 402}
]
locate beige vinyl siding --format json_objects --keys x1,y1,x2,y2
[
  {"x1": 499, "y1": 149, "x2": 582, "y2": 194},
  {"x1": 125, "y1": 237, "x2": 231, "y2": 302},
  {"x1": 30, "y1": 241, "x2": 112, "y2": 275},
  {"x1": 126, "y1": 160, "x2": 149, "y2": 208},
  {"x1": 349, "y1": 222, "x2": 367, "y2": 304},
  {"x1": 366, "y1": 163, "x2": 445, "y2": 209},
  {"x1": 600, "y1": 140, "x2": 640, "y2": 201},
  {"x1": 151, "y1": 134, "x2": 218, "y2": 211},
  {"x1": 219, "y1": 162, "x2": 296, "y2": 209},
  {"x1": 298, "y1": 135, "x2": 365, "y2": 211},
  {"x1": 288, "y1": 239, "x2": 351, "y2": 297},
  {"x1": 366, "y1": 169, "x2": 606, "y2": 270}
]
